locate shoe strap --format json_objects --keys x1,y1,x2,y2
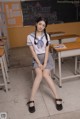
[
  {"x1": 55, "y1": 99, "x2": 62, "y2": 101},
  {"x1": 27, "y1": 101, "x2": 34, "y2": 105}
]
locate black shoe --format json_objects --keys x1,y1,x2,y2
[
  {"x1": 27, "y1": 101, "x2": 35, "y2": 113},
  {"x1": 55, "y1": 99, "x2": 63, "y2": 111}
]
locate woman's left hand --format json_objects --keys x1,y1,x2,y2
[{"x1": 43, "y1": 63, "x2": 47, "y2": 70}]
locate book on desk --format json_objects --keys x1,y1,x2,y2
[{"x1": 53, "y1": 44, "x2": 67, "y2": 49}]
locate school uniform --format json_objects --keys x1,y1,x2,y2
[{"x1": 27, "y1": 32, "x2": 54, "y2": 70}]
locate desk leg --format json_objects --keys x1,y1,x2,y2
[
  {"x1": 51, "y1": 48, "x2": 56, "y2": 74},
  {"x1": 59, "y1": 39, "x2": 64, "y2": 63},
  {"x1": 59, "y1": 39, "x2": 61, "y2": 44},
  {"x1": 58, "y1": 53, "x2": 62, "y2": 87},
  {"x1": 75, "y1": 56, "x2": 78, "y2": 74}
]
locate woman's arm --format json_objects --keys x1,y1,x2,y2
[
  {"x1": 43, "y1": 34, "x2": 51, "y2": 69},
  {"x1": 43, "y1": 45, "x2": 49, "y2": 68},
  {"x1": 29, "y1": 45, "x2": 43, "y2": 69},
  {"x1": 27, "y1": 35, "x2": 40, "y2": 65}
]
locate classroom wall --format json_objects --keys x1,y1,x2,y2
[
  {"x1": 2, "y1": 0, "x2": 80, "y2": 48},
  {"x1": 8, "y1": 22, "x2": 80, "y2": 48}
]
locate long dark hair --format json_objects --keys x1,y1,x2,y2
[{"x1": 34, "y1": 17, "x2": 48, "y2": 46}]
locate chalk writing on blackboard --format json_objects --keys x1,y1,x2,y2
[{"x1": 21, "y1": 0, "x2": 80, "y2": 26}]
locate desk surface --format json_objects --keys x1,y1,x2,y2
[
  {"x1": 48, "y1": 31, "x2": 65, "y2": 35},
  {"x1": 50, "y1": 42, "x2": 80, "y2": 52},
  {"x1": 51, "y1": 34, "x2": 79, "y2": 40}
]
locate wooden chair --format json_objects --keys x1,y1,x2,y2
[{"x1": 0, "y1": 48, "x2": 9, "y2": 92}]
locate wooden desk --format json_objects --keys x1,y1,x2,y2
[
  {"x1": 50, "y1": 42, "x2": 80, "y2": 87},
  {"x1": 51, "y1": 34, "x2": 79, "y2": 44}
]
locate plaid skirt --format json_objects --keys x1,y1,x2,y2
[{"x1": 32, "y1": 53, "x2": 54, "y2": 70}]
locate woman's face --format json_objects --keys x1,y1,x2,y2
[{"x1": 36, "y1": 20, "x2": 46, "y2": 32}]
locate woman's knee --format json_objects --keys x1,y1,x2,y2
[
  {"x1": 35, "y1": 68, "x2": 42, "y2": 78},
  {"x1": 43, "y1": 70, "x2": 50, "y2": 79}
]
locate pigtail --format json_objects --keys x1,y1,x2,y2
[
  {"x1": 34, "y1": 26, "x2": 37, "y2": 45},
  {"x1": 44, "y1": 29, "x2": 48, "y2": 46}
]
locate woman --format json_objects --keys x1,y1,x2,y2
[{"x1": 27, "y1": 17, "x2": 63, "y2": 113}]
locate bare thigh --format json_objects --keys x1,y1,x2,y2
[
  {"x1": 43, "y1": 69, "x2": 51, "y2": 77},
  {"x1": 35, "y1": 68, "x2": 43, "y2": 79}
]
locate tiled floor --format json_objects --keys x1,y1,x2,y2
[{"x1": 0, "y1": 47, "x2": 80, "y2": 119}]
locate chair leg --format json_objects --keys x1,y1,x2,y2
[
  {"x1": 4, "y1": 45, "x2": 9, "y2": 67},
  {"x1": 0, "y1": 58, "x2": 8, "y2": 93},
  {"x1": 51, "y1": 69, "x2": 55, "y2": 80},
  {"x1": 2, "y1": 54, "x2": 10, "y2": 83}
]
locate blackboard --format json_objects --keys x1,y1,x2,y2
[{"x1": 21, "y1": 0, "x2": 80, "y2": 26}]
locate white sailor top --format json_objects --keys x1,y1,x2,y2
[{"x1": 27, "y1": 32, "x2": 51, "y2": 55}]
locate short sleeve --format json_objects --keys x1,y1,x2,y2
[
  {"x1": 27, "y1": 35, "x2": 33, "y2": 46},
  {"x1": 47, "y1": 34, "x2": 51, "y2": 44}
]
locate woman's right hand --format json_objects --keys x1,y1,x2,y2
[{"x1": 38, "y1": 63, "x2": 43, "y2": 70}]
